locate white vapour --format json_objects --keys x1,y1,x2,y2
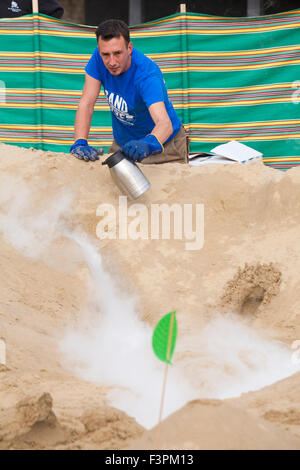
[
  {"x1": 60, "y1": 233, "x2": 197, "y2": 429},
  {"x1": 0, "y1": 174, "x2": 73, "y2": 259},
  {"x1": 181, "y1": 314, "x2": 300, "y2": 400}
]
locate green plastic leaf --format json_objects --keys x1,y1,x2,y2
[{"x1": 152, "y1": 311, "x2": 177, "y2": 365}]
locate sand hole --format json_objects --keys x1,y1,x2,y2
[
  {"x1": 240, "y1": 286, "x2": 266, "y2": 315},
  {"x1": 221, "y1": 263, "x2": 281, "y2": 315}
]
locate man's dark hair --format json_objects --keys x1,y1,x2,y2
[{"x1": 96, "y1": 19, "x2": 130, "y2": 45}]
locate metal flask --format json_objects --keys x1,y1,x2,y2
[{"x1": 102, "y1": 150, "x2": 151, "y2": 200}]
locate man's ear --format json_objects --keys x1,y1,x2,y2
[{"x1": 128, "y1": 41, "x2": 133, "y2": 54}]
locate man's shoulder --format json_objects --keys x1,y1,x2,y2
[
  {"x1": 85, "y1": 47, "x2": 105, "y2": 81},
  {"x1": 91, "y1": 47, "x2": 101, "y2": 62},
  {"x1": 132, "y1": 48, "x2": 161, "y2": 77}
]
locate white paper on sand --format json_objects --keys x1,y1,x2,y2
[{"x1": 189, "y1": 140, "x2": 263, "y2": 166}]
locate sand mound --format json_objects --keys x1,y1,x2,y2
[
  {"x1": 228, "y1": 369, "x2": 300, "y2": 441},
  {"x1": 75, "y1": 406, "x2": 143, "y2": 450},
  {"x1": 0, "y1": 142, "x2": 300, "y2": 449},
  {"x1": 0, "y1": 393, "x2": 66, "y2": 449},
  {"x1": 0, "y1": 391, "x2": 143, "y2": 450},
  {"x1": 127, "y1": 399, "x2": 300, "y2": 450}
]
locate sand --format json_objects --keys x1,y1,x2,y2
[{"x1": 0, "y1": 142, "x2": 300, "y2": 450}]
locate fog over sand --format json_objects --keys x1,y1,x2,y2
[{"x1": 0, "y1": 142, "x2": 299, "y2": 450}]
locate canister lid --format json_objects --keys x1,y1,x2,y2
[{"x1": 102, "y1": 150, "x2": 126, "y2": 168}]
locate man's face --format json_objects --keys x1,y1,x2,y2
[{"x1": 98, "y1": 35, "x2": 133, "y2": 76}]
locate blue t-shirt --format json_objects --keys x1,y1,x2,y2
[{"x1": 85, "y1": 47, "x2": 182, "y2": 147}]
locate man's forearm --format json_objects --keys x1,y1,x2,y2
[
  {"x1": 74, "y1": 101, "x2": 95, "y2": 141},
  {"x1": 151, "y1": 119, "x2": 173, "y2": 146},
  {"x1": 147, "y1": 102, "x2": 174, "y2": 146}
]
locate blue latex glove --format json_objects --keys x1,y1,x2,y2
[
  {"x1": 122, "y1": 134, "x2": 164, "y2": 162},
  {"x1": 70, "y1": 139, "x2": 99, "y2": 162}
]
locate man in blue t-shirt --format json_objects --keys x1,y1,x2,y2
[{"x1": 70, "y1": 19, "x2": 189, "y2": 164}]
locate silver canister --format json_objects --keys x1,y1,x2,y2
[{"x1": 102, "y1": 150, "x2": 151, "y2": 200}]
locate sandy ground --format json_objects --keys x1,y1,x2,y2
[{"x1": 0, "y1": 142, "x2": 300, "y2": 450}]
